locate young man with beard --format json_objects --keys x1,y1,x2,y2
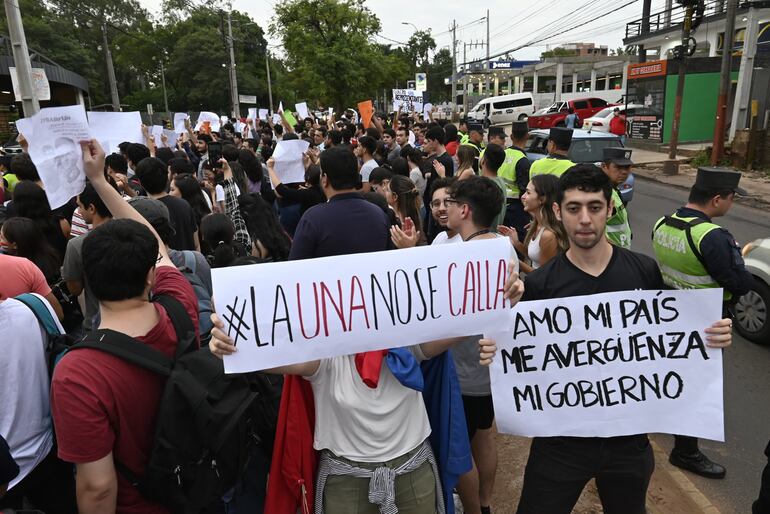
[{"x1": 480, "y1": 164, "x2": 733, "y2": 514}]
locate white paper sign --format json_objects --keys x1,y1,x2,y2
[
  {"x1": 195, "y1": 111, "x2": 221, "y2": 132},
  {"x1": 295, "y1": 102, "x2": 310, "y2": 120},
  {"x1": 272, "y1": 113, "x2": 282, "y2": 125},
  {"x1": 86, "y1": 111, "x2": 143, "y2": 155},
  {"x1": 213, "y1": 237, "x2": 514, "y2": 373},
  {"x1": 248, "y1": 108, "x2": 257, "y2": 121},
  {"x1": 174, "y1": 112, "x2": 189, "y2": 134},
  {"x1": 278, "y1": 101, "x2": 284, "y2": 113},
  {"x1": 259, "y1": 109, "x2": 269, "y2": 121},
  {"x1": 489, "y1": 289, "x2": 725, "y2": 441},
  {"x1": 392, "y1": 89, "x2": 424, "y2": 112},
  {"x1": 16, "y1": 105, "x2": 91, "y2": 209},
  {"x1": 271, "y1": 139, "x2": 309, "y2": 186},
  {"x1": 163, "y1": 129, "x2": 178, "y2": 148},
  {"x1": 9, "y1": 67, "x2": 51, "y2": 102},
  {"x1": 150, "y1": 125, "x2": 164, "y2": 145}
]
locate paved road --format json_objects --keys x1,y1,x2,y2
[{"x1": 630, "y1": 178, "x2": 770, "y2": 514}]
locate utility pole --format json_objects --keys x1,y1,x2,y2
[
  {"x1": 463, "y1": 42, "x2": 468, "y2": 115},
  {"x1": 710, "y1": 0, "x2": 737, "y2": 165},
  {"x1": 639, "y1": 0, "x2": 652, "y2": 62},
  {"x1": 265, "y1": 50, "x2": 273, "y2": 114},
  {"x1": 663, "y1": 3, "x2": 695, "y2": 175},
  {"x1": 485, "y1": 10, "x2": 490, "y2": 92},
  {"x1": 4, "y1": 0, "x2": 39, "y2": 115},
  {"x1": 160, "y1": 58, "x2": 169, "y2": 114},
  {"x1": 102, "y1": 23, "x2": 120, "y2": 112},
  {"x1": 226, "y1": 10, "x2": 239, "y2": 118},
  {"x1": 451, "y1": 19, "x2": 458, "y2": 118},
  {"x1": 730, "y1": 3, "x2": 760, "y2": 141}
]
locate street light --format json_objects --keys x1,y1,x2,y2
[{"x1": 401, "y1": 21, "x2": 419, "y2": 33}]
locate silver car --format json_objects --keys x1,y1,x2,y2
[{"x1": 735, "y1": 238, "x2": 770, "y2": 344}]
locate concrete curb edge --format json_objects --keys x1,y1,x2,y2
[{"x1": 650, "y1": 440, "x2": 722, "y2": 514}]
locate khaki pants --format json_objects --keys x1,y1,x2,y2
[{"x1": 322, "y1": 447, "x2": 437, "y2": 514}]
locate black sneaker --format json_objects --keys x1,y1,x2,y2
[{"x1": 669, "y1": 449, "x2": 726, "y2": 479}]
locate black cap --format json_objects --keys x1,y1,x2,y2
[
  {"x1": 488, "y1": 126, "x2": 506, "y2": 138},
  {"x1": 694, "y1": 167, "x2": 747, "y2": 196},
  {"x1": 603, "y1": 147, "x2": 633, "y2": 166},
  {"x1": 468, "y1": 122, "x2": 485, "y2": 134},
  {"x1": 549, "y1": 127, "x2": 573, "y2": 147},
  {"x1": 511, "y1": 121, "x2": 529, "y2": 133}
]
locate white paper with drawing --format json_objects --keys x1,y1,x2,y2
[
  {"x1": 271, "y1": 139, "x2": 309, "y2": 186},
  {"x1": 16, "y1": 105, "x2": 91, "y2": 209}
]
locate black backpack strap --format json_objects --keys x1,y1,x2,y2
[
  {"x1": 153, "y1": 294, "x2": 197, "y2": 360},
  {"x1": 73, "y1": 330, "x2": 173, "y2": 377},
  {"x1": 658, "y1": 216, "x2": 710, "y2": 269}
]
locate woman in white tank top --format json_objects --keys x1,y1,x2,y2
[{"x1": 500, "y1": 174, "x2": 568, "y2": 273}]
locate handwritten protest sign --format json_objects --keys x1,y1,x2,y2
[
  {"x1": 392, "y1": 89, "x2": 424, "y2": 112},
  {"x1": 173, "y1": 113, "x2": 189, "y2": 134},
  {"x1": 272, "y1": 139, "x2": 309, "y2": 186},
  {"x1": 489, "y1": 288, "x2": 725, "y2": 441},
  {"x1": 213, "y1": 237, "x2": 514, "y2": 373},
  {"x1": 87, "y1": 111, "x2": 143, "y2": 154},
  {"x1": 16, "y1": 105, "x2": 91, "y2": 209},
  {"x1": 9, "y1": 67, "x2": 50, "y2": 101},
  {"x1": 358, "y1": 100, "x2": 374, "y2": 129}
]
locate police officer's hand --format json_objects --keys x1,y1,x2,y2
[
  {"x1": 479, "y1": 338, "x2": 497, "y2": 366},
  {"x1": 705, "y1": 318, "x2": 733, "y2": 349}
]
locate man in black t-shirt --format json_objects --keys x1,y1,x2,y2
[{"x1": 480, "y1": 164, "x2": 733, "y2": 514}]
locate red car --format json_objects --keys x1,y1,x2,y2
[{"x1": 527, "y1": 98, "x2": 615, "y2": 129}]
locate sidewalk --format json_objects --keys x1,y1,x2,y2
[
  {"x1": 630, "y1": 149, "x2": 770, "y2": 209},
  {"x1": 486, "y1": 433, "x2": 719, "y2": 513}
]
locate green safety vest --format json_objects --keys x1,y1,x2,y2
[
  {"x1": 606, "y1": 189, "x2": 632, "y2": 249},
  {"x1": 497, "y1": 147, "x2": 527, "y2": 199},
  {"x1": 529, "y1": 156, "x2": 576, "y2": 177},
  {"x1": 459, "y1": 131, "x2": 470, "y2": 145},
  {"x1": 461, "y1": 140, "x2": 485, "y2": 153},
  {"x1": 651, "y1": 213, "x2": 731, "y2": 301}
]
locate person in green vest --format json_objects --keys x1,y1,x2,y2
[
  {"x1": 487, "y1": 123, "x2": 531, "y2": 241},
  {"x1": 458, "y1": 118, "x2": 470, "y2": 145},
  {"x1": 529, "y1": 127, "x2": 576, "y2": 177},
  {"x1": 601, "y1": 148, "x2": 633, "y2": 249},
  {"x1": 652, "y1": 167, "x2": 754, "y2": 481},
  {"x1": 462, "y1": 122, "x2": 486, "y2": 154}
]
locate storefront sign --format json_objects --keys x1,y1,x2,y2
[{"x1": 628, "y1": 60, "x2": 668, "y2": 79}]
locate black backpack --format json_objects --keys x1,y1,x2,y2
[{"x1": 71, "y1": 295, "x2": 282, "y2": 514}]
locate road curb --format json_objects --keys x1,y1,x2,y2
[
  {"x1": 633, "y1": 169, "x2": 770, "y2": 210},
  {"x1": 649, "y1": 440, "x2": 722, "y2": 514}
]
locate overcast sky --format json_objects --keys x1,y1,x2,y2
[{"x1": 140, "y1": 0, "x2": 673, "y2": 62}]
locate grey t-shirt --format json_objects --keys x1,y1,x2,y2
[
  {"x1": 61, "y1": 235, "x2": 99, "y2": 330},
  {"x1": 452, "y1": 335, "x2": 490, "y2": 397}
]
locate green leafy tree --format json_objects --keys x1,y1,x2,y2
[
  {"x1": 405, "y1": 29, "x2": 435, "y2": 72},
  {"x1": 271, "y1": 0, "x2": 382, "y2": 110}
]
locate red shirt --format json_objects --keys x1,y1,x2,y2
[
  {"x1": 610, "y1": 114, "x2": 627, "y2": 136},
  {"x1": 445, "y1": 141, "x2": 459, "y2": 157},
  {"x1": 51, "y1": 267, "x2": 199, "y2": 514}
]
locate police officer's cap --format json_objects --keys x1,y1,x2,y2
[
  {"x1": 694, "y1": 167, "x2": 748, "y2": 196},
  {"x1": 468, "y1": 122, "x2": 485, "y2": 134},
  {"x1": 488, "y1": 126, "x2": 506, "y2": 138},
  {"x1": 511, "y1": 121, "x2": 529, "y2": 133},
  {"x1": 603, "y1": 147, "x2": 633, "y2": 167},
  {"x1": 549, "y1": 127, "x2": 573, "y2": 146}
]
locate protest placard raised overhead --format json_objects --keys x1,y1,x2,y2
[
  {"x1": 87, "y1": 111, "x2": 144, "y2": 154},
  {"x1": 212, "y1": 237, "x2": 514, "y2": 374},
  {"x1": 489, "y1": 288, "x2": 725, "y2": 442},
  {"x1": 392, "y1": 89, "x2": 424, "y2": 112}
]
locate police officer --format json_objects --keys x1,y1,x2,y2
[
  {"x1": 462, "y1": 122, "x2": 486, "y2": 153},
  {"x1": 486, "y1": 123, "x2": 531, "y2": 240},
  {"x1": 601, "y1": 148, "x2": 633, "y2": 249},
  {"x1": 529, "y1": 127, "x2": 576, "y2": 177},
  {"x1": 458, "y1": 118, "x2": 470, "y2": 146},
  {"x1": 652, "y1": 167, "x2": 754, "y2": 479}
]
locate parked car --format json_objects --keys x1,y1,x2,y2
[
  {"x1": 582, "y1": 104, "x2": 644, "y2": 133},
  {"x1": 525, "y1": 128, "x2": 634, "y2": 203},
  {"x1": 527, "y1": 97, "x2": 615, "y2": 130},
  {"x1": 468, "y1": 93, "x2": 536, "y2": 127},
  {"x1": 735, "y1": 238, "x2": 770, "y2": 344}
]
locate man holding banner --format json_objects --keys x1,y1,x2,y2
[{"x1": 480, "y1": 164, "x2": 733, "y2": 514}]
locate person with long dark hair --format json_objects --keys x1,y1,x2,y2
[
  {"x1": 170, "y1": 173, "x2": 212, "y2": 228},
  {"x1": 267, "y1": 161, "x2": 324, "y2": 218},
  {"x1": 384, "y1": 175, "x2": 424, "y2": 246},
  {"x1": 199, "y1": 213, "x2": 245, "y2": 268},
  {"x1": 239, "y1": 193, "x2": 292, "y2": 262},
  {"x1": 239, "y1": 149, "x2": 263, "y2": 194},
  {"x1": 1, "y1": 217, "x2": 61, "y2": 284},
  {"x1": 11, "y1": 181, "x2": 69, "y2": 261}
]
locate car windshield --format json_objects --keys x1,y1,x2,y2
[
  {"x1": 568, "y1": 138, "x2": 623, "y2": 163},
  {"x1": 545, "y1": 102, "x2": 566, "y2": 114},
  {"x1": 593, "y1": 108, "x2": 614, "y2": 119}
]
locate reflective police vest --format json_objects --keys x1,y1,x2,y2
[
  {"x1": 459, "y1": 131, "x2": 470, "y2": 145},
  {"x1": 498, "y1": 147, "x2": 527, "y2": 199},
  {"x1": 529, "y1": 156, "x2": 575, "y2": 177},
  {"x1": 606, "y1": 189, "x2": 631, "y2": 249},
  {"x1": 651, "y1": 214, "x2": 730, "y2": 301}
]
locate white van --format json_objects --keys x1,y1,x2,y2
[{"x1": 468, "y1": 93, "x2": 535, "y2": 126}]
